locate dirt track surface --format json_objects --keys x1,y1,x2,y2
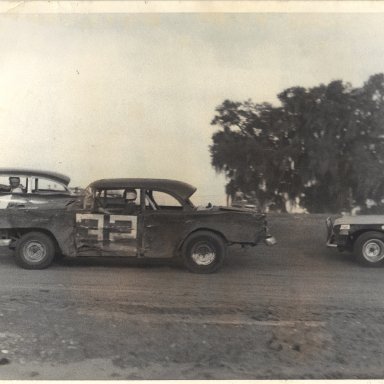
[{"x1": 1, "y1": 213, "x2": 384, "y2": 379}]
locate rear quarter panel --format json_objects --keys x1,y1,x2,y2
[
  {"x1": 186, "y1": 210, "x2": 267, "y2": 244},
  {"x1": 141, "y1": 208, "x2": 266, "y2": 258}
]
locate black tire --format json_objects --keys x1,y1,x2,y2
[
  {"x1": 354, "y1": 231, "x2": 384, "y2": 267},
  {"x1": 15, "y1": 232, "x2": 55, "y2": 270},
  {"x1": 182, "y1": 231, "x2": 226, "y2": 273}
]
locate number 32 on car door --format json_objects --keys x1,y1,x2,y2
[{"x1": 75, "y1": 213, "x2": 138, "y2": 255}]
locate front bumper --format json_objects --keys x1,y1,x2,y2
[
  {"x1": 326, "y1": 217, "x2": 337, "y2": 247},
  {"x1": 326, "y1": 217, "x2": 349, "y2": 249}
]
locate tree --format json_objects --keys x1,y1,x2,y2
[{"x1": 210, "y1": 74, "x2": 384, "y2": 213}]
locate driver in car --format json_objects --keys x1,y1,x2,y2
[
  {"x1": 124, "y1": 189, "x2": 138, "y2": 214},
  {"x1": 9, "y1": 177, "x2": 24, "y2": 193}
]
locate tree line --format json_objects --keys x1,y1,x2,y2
[{"x1": 210, "y1": 74, "x2": 384, "y2": 213}]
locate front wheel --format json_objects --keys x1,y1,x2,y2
[
  {"x1": 182, "y1": 231, "x2": 226, "y2": 273},
  {"x1": 15, "y1": 232, "x2": 55, "y2": 270},
  {"x1": 354, "y1": 231, "x2": 384, "y2": 267}
]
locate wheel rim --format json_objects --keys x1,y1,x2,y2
[
  {"x1": 362, "y1": 239, "x2": 384, "y2": 263},
  {"x1": 22, "y1": 240, "x2": 47, "y2": 263},
  {"x1": 191, "y1": 241, "x2": 216, "y2": 266}
]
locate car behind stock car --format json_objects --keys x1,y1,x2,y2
[
  {"x1": 327, "y1": 215, "x2": 384, "y2": 266},
  {"x1": 0, "y1": 168, "x2": 276, "y2": 273}
]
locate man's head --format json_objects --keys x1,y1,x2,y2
[{"x1": 9, "y1": 177, "x2": 20, "y2": 188}]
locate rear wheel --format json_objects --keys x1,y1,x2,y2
[
  {"x1": 182, "y1": 231, "x2": 226, "y2": 273},
  {"x1": 354, "y1": 231, "x2": 384, "y2": 267},
  {"x1": 15, "y1": 232, "x2": 55, "y2": 269}
]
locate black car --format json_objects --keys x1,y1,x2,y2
[{"x1": 327, "y1": 215, "x2": 384, "y2": 266}]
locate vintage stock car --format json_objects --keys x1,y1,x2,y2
[
  {"x1": 0, "y1": 169, "x2": 275, "y2": 273},
  {"x1": 0, "y1": 168, "x2": 76, "y2": 209},
  {"x1": 327, "y1": 215, "x2": 384, "y2": 266}
]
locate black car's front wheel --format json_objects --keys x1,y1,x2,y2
[
  {"x1": 15, "y1": 232, "x2": 55, "y2": 270},
  {"x1": 354, "y1": 231, "x2": 384, "y2": 267},
  {"x1": 182, "y1": 231, "x2": 226, "y2": 273}
]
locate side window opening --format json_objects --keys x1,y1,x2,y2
[
  {"x1": 147, "y1": 190, "x2": 183, "y2": 211},
  {"x1": 94, "y1": 188, "x2": 140, "y2": 214},
  {"x1": 31, "y1": 177, "x2": 67, "y2": 194},
  {"x1": 0, "y1": 176, "x2": 27, "y2": 194},
  {"x1": 145, "y1": 190, "x2": 158, "y2": 211},
  {"x1": 145, "y1": 193, "x2": 157, "y2": 210}
]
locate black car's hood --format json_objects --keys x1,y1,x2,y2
[{"x1": 334, "y1": 215, "x2": 384, "y2": 225}]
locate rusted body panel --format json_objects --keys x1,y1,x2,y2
[
  {"x1": 141, "y1": 208, "x2": 266, "y2": 258},
  {"x1": 70, "y1": 208, "x2": 267, "y2": 259}
]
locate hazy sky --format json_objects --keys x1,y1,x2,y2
[{"x1": 1, "y1": 3, "x2": 384, "y2": 204}]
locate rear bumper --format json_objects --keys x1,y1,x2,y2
[{"x1": 265, "y1": 236, "x2": 277, "y2": 246}]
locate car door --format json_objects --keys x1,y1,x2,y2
[
  {"x1": 141, "y1": 190, "x2": 187, "y2": 258},
  {"x1": 75, "y1": 188, "x2": 140, "y2": 256}
]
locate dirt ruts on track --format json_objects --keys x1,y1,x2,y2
[{"x1": 0, "y1": 213, "x2": 383, "y2": 379}]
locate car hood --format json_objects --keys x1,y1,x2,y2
[{"x1": 334, "y1": 215, "x2": 384, "y2": 225}]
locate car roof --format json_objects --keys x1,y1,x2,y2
[
  {"x1": 89, "y1": 178, "x2": 197, "y2": 199},
  {"x1": 0, "y1": 168, "x2": 71, "y2": 186}
]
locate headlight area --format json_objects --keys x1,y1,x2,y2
[
  {"x1": 339, "y1": 224, "x2": 350, "y2": 235},
  {"x1": 330, "y1": 224, "x2": 351, "y2": 249}
]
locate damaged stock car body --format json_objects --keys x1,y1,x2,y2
[
  {"x1": 0, "y1": 168, "x2": 81, "y2": 267},
  {"x1": 326, "y1": 215, "x2": 384, "y2": 266},
  {"x1": 0, "y1": 170, "x2": 276, "y2": 273}
]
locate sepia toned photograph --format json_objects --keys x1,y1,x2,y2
[{"x1": 0, "y1": 0, "x2": 384, "y2": 380}]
